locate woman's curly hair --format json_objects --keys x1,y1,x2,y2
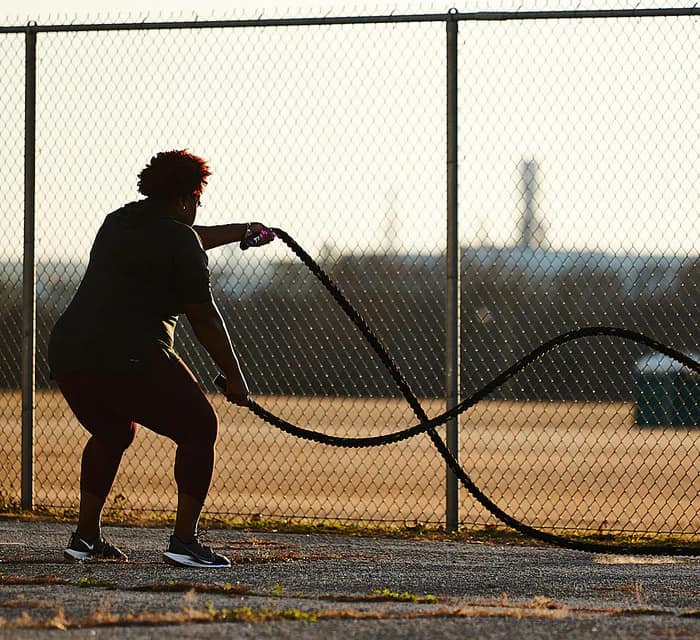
[{"x1": 137, "y1": 150, "x2": 211, "y2": 199}]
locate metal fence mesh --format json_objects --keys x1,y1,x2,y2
[
  {"x1": 0, "y1": 33, "x2": 25, "y2": 509},
  {"x1": 1, "y1": 8, "x2": 698, "y2": 537},
  {"x1": 455, "y1": 14, "x2": 699, "y2": 533}
]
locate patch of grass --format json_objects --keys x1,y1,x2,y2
[
  {"x1": 206, "y1": 604, "x2": 318, "y2": 623},
  {"x1": 5, "y1": 594, "x2": 698, "y2": 631},
  {"x1": 1, "y1": 602, "x2": 559, "y2": 630},
  {"x1": 0, "y1": 492, "x2": 21, "y2": 513},
  {"x1": 1, "y1": 507, "x2": 698, "y2": 551},
  {"x1": 77, "y1": 575, "x2": 113, "y2": 589},
  {"x1": 0, "y1": 574, "x2": 193, "y2": 595},
  {"x1": 107, "y1": 493, "x2": 130, "y2": 523},
  {"x1": 1, "y1": 603, "x2": 319, "y2": 630},
  {"x1": 367, "y1": 589, "x2": 438, "y2": 604},
  {"x1": 562, "y1": 530, "x2": 700, "y2": 552}
]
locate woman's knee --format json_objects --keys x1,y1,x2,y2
[
  {"x1": 106, "y1": 422, "x2": 137, "y2": 452},
  {"x1": 199, "y1": 407, "x2": 219, "y2": 448},
  {"x1": 177, "y1": 405, "x2": 218, "y2": 449},
  {"x1": 84, "y1": 422, "x2": 136, "y2": 456}
]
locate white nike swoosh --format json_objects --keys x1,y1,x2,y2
[{"x1": 80, "y1": 538, "x2": 95, "y2": 551}]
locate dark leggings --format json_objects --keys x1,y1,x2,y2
[{"x1": 56, "y1": 349, "x2": 218, "y2": 504}]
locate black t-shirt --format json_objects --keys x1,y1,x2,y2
[{"x1": 48, "y1": 199, "x2": 212, "y2": 376}]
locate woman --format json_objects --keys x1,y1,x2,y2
[{"x1": 48, "y1": 150, "x2": 274, "y2": 568}]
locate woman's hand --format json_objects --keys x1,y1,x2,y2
[
  {"x1": 194, "y1": 222, "x2": 275, "y2": 251},
  {"x1": 243, "y1": 222, "x2": 276, "y2": 247},
  {"x1": 225, "y1": 376, "x2": 250, "y2": 407}
]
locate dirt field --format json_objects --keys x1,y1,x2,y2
[{"x1": 0, "y1": 391, "x2": 698, "y2": 535}]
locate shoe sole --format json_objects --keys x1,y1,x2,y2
[
  {"x1": 64, "y1": 549, "x2": 128, "y2": 562},
  {"x1": 162, "y1": 551, "x2": 231, "y2": 568},
  {"x1": 64, "y1": 549, "x2": 92, "y2": 561}
]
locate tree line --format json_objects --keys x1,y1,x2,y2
[{"x1": 1, "y1": 253, "x2": 698, "y2": 400}]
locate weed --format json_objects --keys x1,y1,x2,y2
[
  {"x1": 107, "y1": 493, "x2": 129, "y2": 523},
  {"x1": 0, "y1": 492, "x2": 20, "y2": 513},
  {"x1": 203, "y1": 604, "x2": 317, "y2": 623},
  {"x1": 77, "y1": 575, "x2": 113, "y2": 588},
  {"x1": 368, "y1": 588, "x2": 438, "y2": 603}
]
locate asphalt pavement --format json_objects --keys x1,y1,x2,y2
[{"x1": 0, "y1": 519, "x2": 698, "y2": 639}]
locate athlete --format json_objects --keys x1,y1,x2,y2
[{"x1": 48, "y1": 150, "x2": 274, "y2": 567}]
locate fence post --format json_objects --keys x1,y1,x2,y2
[
  {"x1": 445, "y1": 8, "x2": 460, "y2": 531},
  {"x1": 22, "y1": 22, "x2": 37, "y2": 510}
]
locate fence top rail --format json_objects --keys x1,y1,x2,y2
[{"x1": 2, "y1": 6, "x2": 700, "y2": 34}]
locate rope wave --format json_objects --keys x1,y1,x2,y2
[{"x1": 238, "y1": 227, "x2": 699, "y2": 556}]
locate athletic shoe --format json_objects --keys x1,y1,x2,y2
[
  {"x1": 64, "y1": 532, "x2": 128, "y2": 562},
  {"x1": 162, "y1": 533, "x2": 231, "y2": 568}
]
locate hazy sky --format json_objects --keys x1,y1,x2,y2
[
  {"x1": 8, "y1": 0, "x2": 447, "y2": 21},
  {"x1": 9, "y1": 0, "x2": 700, "y2": 23},
  {"x1": 3, "y1": 1, "x2": 699, "y2": 260}
]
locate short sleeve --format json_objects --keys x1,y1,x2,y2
[{"x1": 170, "y1": 223, "x2": 213, "y2": 306}]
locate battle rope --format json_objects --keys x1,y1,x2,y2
[{"x1": 230, "y1": 227, "x2": 699, "y2": 556}]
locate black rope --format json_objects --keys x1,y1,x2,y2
[{"x1": 230, "y1": 227, "x2": 699, "y2": 556}]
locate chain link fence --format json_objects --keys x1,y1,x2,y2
[{"x1": 0, "y1": 6, "x2": 698, "y2": 539}]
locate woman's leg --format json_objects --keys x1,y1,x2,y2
[
  {"x1": 128, "y1": 351, "x2": 219, "y2": 542},
  {"x1": 77, "y1": 437, "x2": 127, "y2": 540},
  {"x1": 171, "y1": 414, "x2": 217, "y2": 542},
  {"x1": 57, "y1": 374, "x2": 137, "y2": 542},
  {"x1": 60, "y1": 350, "x2": 220, "y2": 546}
]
